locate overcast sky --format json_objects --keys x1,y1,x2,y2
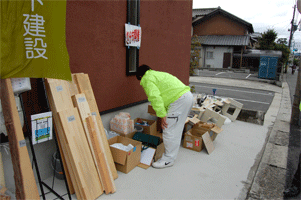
[{"x1": 193, "y1": 0, "x2": 301, "y2": 51}]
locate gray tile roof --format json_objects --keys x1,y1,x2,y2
[
  {"x1": 192, "y1": 8, "x2": 217, "y2": 17},
  {"x1": 192, "y1": 35, "x2": 251, "y2": 46}
]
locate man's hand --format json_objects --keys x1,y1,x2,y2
[{"x1": 161, "y1": 116, "x2": 168, "y2": 130}]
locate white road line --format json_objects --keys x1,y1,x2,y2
[
  {"x1": 193, "y1": 85, "x2": 274, "y2": 96},
  {"x1": 246, "y1": 74, "x2": 251, "y2": 79},
  {"x1": 215, "y1": 72, "x2": 225, "y2": 76},
  {"x1": 232, "y1": 98, "x2": 270, "y2": 105}
]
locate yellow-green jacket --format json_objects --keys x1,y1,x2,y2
[{"x1": 140, "y1": 70, "x2": 191, "y2": 118}]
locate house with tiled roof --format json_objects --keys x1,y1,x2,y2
[{"x1": 191, "y1": 7, "x2": 255, "y2": 69}]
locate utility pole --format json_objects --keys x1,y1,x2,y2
[
  {"x1": 287, "y1": 4, "x2": 297, "y2": 73},
  {"x1": 290, "y1": 56, "x2": 301, "y2": 125},
  {"x1": 288, "y1": 5, "x2": 296, "y2": 49}
]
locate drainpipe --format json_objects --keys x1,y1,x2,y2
[
  {"x1": 203, "y1": 46, "x2": 206, "y2": 68},
  {"x1": 240, "y1": 46, "x2": 243, "y2": 69}
]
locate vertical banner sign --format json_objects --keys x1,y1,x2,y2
[
  {"x1": 31, "y1": 111, "x2": 53, "y2": 145},
  {"x1": 1, "y1": 0, "x2": 72, "y2": 81},
  {"x1": 125, "y1": 24, "x2": 141, "y2": 48}
]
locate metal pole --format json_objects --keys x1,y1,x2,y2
[
  {"x1": 287, "y1": 5, "x2": 297, "y2": 73},
  {"x1": 290, "y1": 59, "x2": 301, "y2": 125}
]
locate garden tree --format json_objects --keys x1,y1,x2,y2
[
  {"x1": 276, "y1": 38, "x2": 288, "y2": 45},
  {"x1": 257, "y1": 29, "x2": 291, "y2": 72},
  {"x1": 274, "y1": 42, "x2": 291, "y2": 68},
  {"x1": 190, "y1": 35, "x2": 202, "y2": 75},
  {"x1": 257, "y1": 29, "x2": 277, "y2": 50}
]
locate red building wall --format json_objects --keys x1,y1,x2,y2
[
  {"x1": 66, "y1": 0, "x2": 192, "y2": 112},
  {"x1": 193, "y1": 14, "x2": 247, "y2": 36}
]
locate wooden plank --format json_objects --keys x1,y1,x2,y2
[
  {"x1": 202, "y1": 132, "x2": 215, "y2": 154},
  {"x1": 71, "y1": 94, "x2": 105, "y2": 189},
  {"x1": 73, "y1": 73, "x2": 118, "y2": 180},
  {"x1": 0, "y1": 79, "x2": 39, "y2": 200},
  {"x1": 86, "y1": 116, "x2": 116, "y2": 194},
  {"x1": 58, "y1": 108, "x2": 103, "y2": 199},
  {"x1": 0, "y1": 153, "x2": 5, "y2": 187},
  {"x1": 44, "y1": 79, "x2": 76, "y2": 194}
]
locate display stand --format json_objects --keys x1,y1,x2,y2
[{"x1": 19, "y1": 78, "x2": 71, "y2": 200}]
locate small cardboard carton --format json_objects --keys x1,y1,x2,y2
[
  {"x1": 131, "y1": 131, "x2": 164, "y2": 162},
  {"x1": 183, "y1": 122, "x2": 222, "y2": 152},
  {"x1": 147, "y1": 104, "x2": 156, "y2": 116},
  {"x1": 154, "y1": 138, "x2": 164, "y2": 161},
  {"x1": 108, "y1": 136, "x2": 142, "y2": 174},
  {"x1": 134, "y1": 118, "x2": 157, "y2": 136},
  {"x1": 114, "y1": 129, "x2": 137, "y2": 139},
  {"x1": 193, "y1": 122, "x2": 222, "y2": 141}
]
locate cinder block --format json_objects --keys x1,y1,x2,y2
[
  {"x1": 199, "y1": 108, "x2": 226, "y2": 127},
  {"x1": 221, "y1": 98, "x2": 243, "y2": 122}
]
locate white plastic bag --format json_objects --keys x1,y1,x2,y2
[
  {"x1": 110, "y1": 143, "x2": 134, "y2": 152},
  {"x1": 110, "y1": 112, "x2": 134, "y2": 134}
]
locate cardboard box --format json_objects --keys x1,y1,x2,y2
[
  {"x1": 131, "y1": 131, "x2": 164, "y2": 162},
  {"x1": 147, "y1": 104, "x2": 156, "y2": 116},
  {"x1": 114, "y1": 130, "x2": 137, "y2": 139},
  {"x1": 134, "y1": 118, "x2": 157, "y2": 136},
  {"x1": 193, "y1": 122, "x2": 222, "y2": 141},
  {"x1": 183, "y1": 122, "x2": 222, "y2": 152},
  {"x1": 154, "y1": 139, "x2": 164, "y2": 161},
  {"x1": 108, "y1": 136, "x2": 142, "y2": 174}
]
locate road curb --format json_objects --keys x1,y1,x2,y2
[{"x1": 239, "y1": 82, "x2": 291, "y2": 199}]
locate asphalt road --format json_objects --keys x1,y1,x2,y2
[{"x1": 189, "y1": 82, "x2": 275, "y2": 112}]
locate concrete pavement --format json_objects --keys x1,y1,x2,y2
[
  {"x1": 191, "y1": 74, "x2": 300, "y2": 200},
  {"x1": 95, "y1": 75, "x2": 292, "y2": 199},
  {"x1": 44, "y1": 73, "x2": 298, "y2": 199}
]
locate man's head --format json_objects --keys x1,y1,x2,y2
[{"x1": 136, "y1": 64, "x2": 151, "y2": 80}]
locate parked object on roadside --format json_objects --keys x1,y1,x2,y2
[
  {"x1": 136, "y1": 64, "x2": 193, "y2": 169},
  {"x1": 292, "y1": 65, "x2": 296, "y2": 75}
]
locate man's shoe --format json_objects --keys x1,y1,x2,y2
[
  {"x1": 152, "y1": 159, "x2": 174, "y2": 169},
  {"x1": 283, "y1": 186, "x2": 300, "y2": 198}
]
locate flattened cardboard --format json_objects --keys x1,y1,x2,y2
[
  {"x1": 138, "y1": 147, "x2": 156, "y2": 169},
  {"x1": 202, "y1": 132, "x2": 215, "y2": 154}
]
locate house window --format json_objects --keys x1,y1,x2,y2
[
  {"x1": 126, "y1": 0, "x2": 140, "y2": 76},
  {"x1": 206, "y1": 51, "x2": 214, "y2": 59}
]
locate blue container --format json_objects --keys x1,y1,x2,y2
[{"x1": 258, "y1": 56, "x2": 278, "y2": 80}]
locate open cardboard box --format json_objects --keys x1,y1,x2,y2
[
  {"x1": 108, "y1": 136, "x2": 142, "y2": 174},
  {"x1": 113, "y1": 129, "x2": 137, "y2": 139},
  {"x1": 134, "y1": 118, "x2": 157, "y2": 136},
  {"x1": 183, "y1": 122, "x2": 222, "y2": 152}
]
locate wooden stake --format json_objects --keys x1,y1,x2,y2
[
  {"x1": 86, "y1": 116, "x2": 116, "y2": 194},
  {"x1": 0, "y1": 153, "x2": 5, "y2": 187},
  {"x1": 0, "y1": 79, "x2": 39, "y2": 200}
]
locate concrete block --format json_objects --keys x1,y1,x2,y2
[
  {"x1": 268, "y1": 144, "x2": 288, "y2": 169},
  {"x1": 199, "y1": 108, "x2": 226, "y2": 127},
  {"x1": 221, "y1": 98, "x2": 243, "y2": 122}
]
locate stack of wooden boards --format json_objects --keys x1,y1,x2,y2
[{"x1": 45, "y1": 73, "x2": 118, "y2": 199}]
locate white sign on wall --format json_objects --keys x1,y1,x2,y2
[
  {"x1": 125, "y1": 24, "x2": 141, "y2": 47},
  {"x1": 31, "y1": 111, "x2": 53, "y2": 145}
]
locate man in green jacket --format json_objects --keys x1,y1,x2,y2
[{"x1": 136, "y1": 65, "x2": 193, "y2": 168}]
